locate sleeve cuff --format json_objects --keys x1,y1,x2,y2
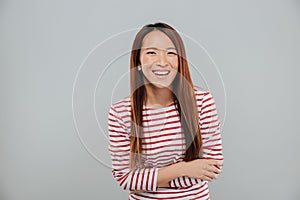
[{"x1": 151, "y1": 167, "x2": 159, "y2": 191}]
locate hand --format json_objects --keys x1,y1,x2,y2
[
  {"x1": 130, "y1": 190, "x2": 146, "y2": 194},
  {"x1": 183, "y1": 158, "x2": 223, "y2": 182}
]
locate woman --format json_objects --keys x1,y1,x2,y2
[{"x1": 108, "y1": 22, "x2": 224, "y2": 199}]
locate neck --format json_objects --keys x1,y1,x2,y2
[{"x1": 144, "y1": 84, "x2": 174, "y2": 108}]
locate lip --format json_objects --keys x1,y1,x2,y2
[{"x1": 152, "y1": 70, "x2": 170, "y2": 77}]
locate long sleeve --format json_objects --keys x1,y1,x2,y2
[
  {"x1": 200, "y1": 91, "x2": 224, "y2": 162},
  {"x1": 169, "y1": 175, "x2": 202, "y2": 188},
  {"x1": 168, "y1": 90, "x2": 224, "y2": 188},
  {"x1": 108, "y1": 105, "x2": 159, "y2": 192}
]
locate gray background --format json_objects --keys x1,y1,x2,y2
[{"x1": 1, "y1": 0, "x2": 300, "y2": 199}]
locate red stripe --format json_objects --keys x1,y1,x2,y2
[
  {"x1": 151, "y1": 169, "x2": 155, "y2": 190},
  {"x1": 146, "y1": 169, "x2": 150, "y2": 191},
  {"x1": 202, "y1": 102, "x2": 214, "y2": 110},
  {"x1": 200, "y1": 124, "x2": 219, "y2": 130},
  {"x1": 108, "y1": 124, "x2": 122, "y2": 129},
  {"x1": 109, "y1": 139, "x2": 128, "y2": 143},
  {"x1": 108, "y1": 118, "x2": 117, "y2": 122},
  {"x1": 142, "y1": 143, "x2": 184, "y2": 151},
  {"x1": 204, "y1": 152, "x2": 223, "y2": 157},
  {"x1": 183, "y1": 176, "x2": 188, "y2": 187},
  {"x1": 108, "y1": 129, "x2": 126, "y2": 134},
  {"x1": 202, "y1": 96, "x2": 212, "y2": 104},
  {"x1": 143, "y1": 118, "x2": 180, "y2": 127},
  {"x1": 134, "y1": 182, "x2": 207, "y2": 199},
  {"x1": 143, "y1": 108, "x2": 177, "y2": 116},
  {"x1": 129, "y1": 168, "x2": 136, "y2": 190},
  {"x1": 110, "y1": 143, "x2": 129, "y2": 148},
  {"x1": 143, "y1": 125, "x2": 182, "y2": 134},
  {"x1": 109, "y1": 149, "x2": 129, "y2": 153},
  {"x1": 141, "y1": 168, "x2": 145, "y2": 190},
  {"x1": 143, "y1": 114, "x2": 179, "y2": 123},
  {"x1": 201, "y1": 107, "x2": 217, "y2": 116},
  {"x1": 142, "y1": 131, "x2": 183, "y2": 139},
  {"x1": 142, "y1": 137, "x2": 184, "y2": 145},
  {"x1": 119, "y1": 171, "x2": 130, "y2": 188},
  {"x1": 200, "y1": 114, "x2": 218, "y2": 123},
  {"x1": 135, "y1": 169, "x2": 140, "y2": 190},
  {"x1": 188, "y1": 177, "x2": 193, "y2": 185},
  {"x1": 178, "y1": 177, "x2": 183, "y2": 188}
]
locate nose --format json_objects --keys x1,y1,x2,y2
[{"x1": 157, "y1": 53, "x2": 168, "y2": 67}]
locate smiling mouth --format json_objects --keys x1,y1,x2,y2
[{"x1": 152, "y1": 70, "x2": 170, "y2": 76}]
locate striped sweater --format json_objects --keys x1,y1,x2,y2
[{"x1": 107, "y1": 86, "x2": 224, "y2": 199}]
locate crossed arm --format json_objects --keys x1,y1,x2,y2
[{"x1": 108, "y1": 91, "x2": 224, "y2": 194}]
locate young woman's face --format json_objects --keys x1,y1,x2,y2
[{"x1": 139, "y1": 30, "x2": 179, "y2": 89}]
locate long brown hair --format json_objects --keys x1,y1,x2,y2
[{"x1": 129, "y1": 22, "x2": 202, "y2": 168}]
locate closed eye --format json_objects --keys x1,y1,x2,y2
[
  {"x1": 146, "y1": 51, "x2": 156, "y2": 54},
  {"x1": 168, "y1": 52, "x2": 177, "y2": 55}
]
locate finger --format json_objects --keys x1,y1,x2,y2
[
  {"x1": 202, "y1": 175, "x2": 214, "y2": 182},
  {"x1": 207, "y1": 165, "x2": 222, "y2": 174},
  {"x1": 206, "y1": 159, "x2": 223, "y2": 166},
  {"x1": 130, "y1": 190, "x2": 146, "y2": 194},
  {"x1": 204, "y1": 170, "x2": 218, "y2": 180}
]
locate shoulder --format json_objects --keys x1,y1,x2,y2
[
  {"x1": 109, "y1": 95, "x2": 131, "y2": 116},
  {"x1": 192, "y1": 85, "x2": 217, "y2": 110},
  {"x1": 193, "y1": 85, "x2": 211, "y2": 98}
]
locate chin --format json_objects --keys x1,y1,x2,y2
[{"x1": 151, "y1": 82, "x2": 172, "y2": 89}]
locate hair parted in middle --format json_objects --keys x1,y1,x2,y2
[{"x1": 129, "y1": 22, "x2": 203, "y2": 168}]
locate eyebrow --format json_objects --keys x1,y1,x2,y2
[{"x1": 144, "y1": 47, "x2": 177, "y2": 50}]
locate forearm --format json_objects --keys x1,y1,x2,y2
[{"x1": 157, "y1": 161, "x2": 187, "y2": 188}]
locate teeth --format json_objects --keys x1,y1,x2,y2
[{"x1": 153, "y1": 70, "x2": 170, "y2": 75}]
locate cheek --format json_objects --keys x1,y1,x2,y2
[
  {"x1": 140, "y1": 56, "x2": 153, "y2": 65},
  {"x1": 170, "y1": 58, "x2": 179, "y2": 69}
]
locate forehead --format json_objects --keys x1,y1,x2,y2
[{"x1": 141, "y1": 30, "x2": 175, "y2": 49}]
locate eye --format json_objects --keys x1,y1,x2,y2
[
  {"x1": 168, "y1": 51, "x2": 177, "y2": 55},
  {"x1": 146, "y1": 51, "x2": 156, "y2": 54}
]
